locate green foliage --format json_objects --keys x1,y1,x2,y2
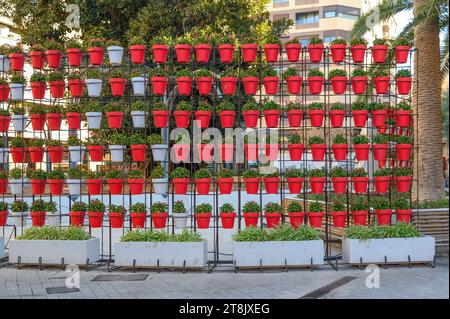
[
  {"x1": 262, "y1": 66, "x2": 277, "y2": 78},
  {"x1": 331, "y1": 38, "x2": 346, "y2": 45},
  {"x1": 47, "y1": 71, "x2": 65, "y2": 82},
  {"x1": 243, "y1": 170, "x2": 260, "y2": 178},
  {"x1": 72, "y1": 201, "x2": 87, "y2": 212},
  {"x1": 372, "y1": 196, "x2": 390, "y2": 210},
  {"x1": 285, "y1": 101, "x2": 303, "y2": 110},
  {"x1": 330, "y1": 166, "x2": 347, "y2": 178},
  {"x1": 352, "y1": 101, "x2": 368, "y2": 110},
  {"x1": 374, "y1": 168, "x2": 391, "y2": 177},
  {"x1": 309, "y1": 168, "x2": 325, "y2": 178},
  {"x1": 105, "y1": 170, "x2": 124, "y2": 179},
  {"x1": 329, "y1": 69, "x2": 347, "y2": 79},
  {"x1": 194, "y1": 168, "x2": 211, "y2": 179},
  {"x1": 351, "y1": 167, "x2": 368, "y2": 177},
  {"x1": 110, "y1": 132, "x2": 128, "y2": 145},
  {"x1": 196, "y1": 203, "x2": 212, "y2": 214},
  {"x1": 373, "y1": 134, "x2": 389, "y2": 144},
  {"x1": 173, "y1": 200, "x2": 186, "y2": 214},
  {"x1": 29, "y1": 169, "x2": 47, "y2": 180},
  {"x1": 309, "y1": 102, "x2": 324, "y2": 110},
  {"x1": 128, "y1": 170, "x2": 144, "y2": 179},
  {"x1": 285, "y1": 167, "x2": 304, "y2": 178},
  {"x1": 395, "y1": 69, "x2": 412, "y2": 78},
  {"x1": 333, "y1": 134, "x2": 347, "y2": 144},
  {"x1": 17, "y1": 227, "x2": 90, "y2": 241},
  {"x1": 150, "y1": 165, "x2": 166, "y2": 179},
  {"x1": 331, "y1": 197, "x2": 346, "y2": 211},
  {"x1": 10, "y1": 136, "x2": 26, "y2": 147},
  {"x1": 66, "y1": 168, "x2": 83, "y2": 179},
  {"x1": 121, "y1": 229, "x2": 202, "y2": 242},
  {"x1": 220, "y1": 203, "x2": 235, "y2": 213},
  {"x1": 397, "y1": 100, "x2": 412, "y2": 110},
  {"x1": 308, "y1": 201, "x2": 324, "y2": 212},
  {"x1": 11, "y1": 200, "x2": 28, "y2": 212},
  {"x1": 350, "y1": 38, "x2": 368, "y2": 46},
  {"x1": 351, "y1": 196, "x2": 369, "y2": 211},
  {"x1": 131, "y1": 100, "x2": 147, "y2": 111},
  {"x1": 242, "y1": 99, "x2": 259, "y2": 111},
  {"x1": 352, "y1": 69, "x2": 367, "y2": 77},
  {"x1": 352, "y1": 135, "x2": 369, "y2": 144},
  {"x1": 10, "y1": 74, "x2": 26, "y2": 84},
  {"x1": 308, "y1": 136, "x2": 325, "y2": 145},
  {"x1": 393, "y1": 167, "x2": 412, "y2": 176},
  {"x1": 170, "y1": 167, "x2": 190, "y2": 179},
  {"x1": 88, "y1": 199, "x2": 105, "y2": 212},
  {"x1": 307, "y1": 69, "x2": 324, "y2": 77},
  {"x1": 217, "y1": 168, "x2": 234, "y2": 178},
  {"x1": 30, "y1": 72, "x2": 47, "y2": 83},
  {"x1": 282, "y1": 67, "x2": 298, "y2": 79},
  {"x1": 242, "y1": 201, "x2": 260, "y2": 213},
  {"x1": 150, "y1": 202, "x2": 168, "y2": 213},
  {"x1": 287, "y1": 133, "x2": 302, "y2": 145},
  {"x1": 345, "y1": 223, "x2": 420, "y2": 240},
  {"x1": 264, "y1": 202, "x2": 283, "y2": 213},
  {"x1": 176, "y1": 100, "x2": 192, "y2": 111},
  {"x1": 67, "y1": 136, "x2": 84, "y2": 146},
  {"x1": 393, "y1": 197, "x2": 410, "y2": 210},
  {"x1": 373, "y1": 38, "x2": 388, "y2": 45},
  {"x1": 309, "y1": 36, "x2": 323, "y2": 45},
  {"x1": 147, "y1": 134, "x2": 164, "y2": 145},
  {"x1": 287, "y1": 201, "x2": 304, "y2": 213},
  {"x1": 216, "y1": 100, "x2": 235, "y2": 112},
  {"x1": 85, "y1": 170, "x2": 103, "y2": 179},
  {"x1": 47, "y1": 169, "x2": 65, "y2": 180},
  {"x1": 129, "y1": 133, "x2": 145, "y2": 145}
]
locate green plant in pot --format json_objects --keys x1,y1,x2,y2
[{"x1": 195, "y1": 203, "x2": 213, "y2": 229}]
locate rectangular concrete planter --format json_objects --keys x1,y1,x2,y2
[
  {"x1": 114, "y1": 240, "x2": 208, "y2": 268},
  {"x1": 9, "y1": 238, "x2": 100, "y2": 265},
  {"x1": 0, "y1": 237, "x2": 4, "y2": 259},
  {"x1": 233, "y1": 240, "x2": 324, "y2": 267},
  {"x1": 342, "y1": 236, "x2": 435, "y2": 264}
]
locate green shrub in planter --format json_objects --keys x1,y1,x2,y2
[
  {"x1": 396, "y1": 100, "x2": 412, "y2": 111},
  {"x1": 264, "y1": 170, "x2": 280, "y2": 178},
  {"x1": 242, "y1": 99, "x2": 259, "y2": 111},
  {"x1": 30, "y1": 72, "x2": 47, "y2": 83},
  {"x1": 85, "y1": 170, "x2": 103, "y2": 179},
  {"x1": 109, "y1": 205, "x2": 127, "y2": 214},
  {"x1": 395, "y1": 135, "x2": 412, "y2": 144},
  {"x1": 173, "y1": 201, "x2": 186, "y2": 214},
  {"x1": 121, "y1": 229, "x2": 202, "y2": 242},
  {"x1": 175, "y1": 69, "x2": 192, "y2": 78},
  {"x1": 328, "y1": 69, "x2": 347, "y2": 79},
  {"x1": 128, "y1": 170, "x2": 144, "y2": 179},
  {"x1": 64, "y1": 103, "x2": 83, "y2": 114},
  {"x1": 331, "y1": 38, "x2": 346, "y2": 45},
  {"x1": 67, "y1": 136, "x2": 84, "y2": 146},
  {"x1": 48, "y1": 71, "x2": 65, "y2": 82},
  {"x1": 287, "y1": 201, "x2": 304, "y2": 212},
  {"x1": 352, "y1": 101, "x2": 368, "y2": 110},
  {"x1": 393, "y1": 167, "x2": 412, "y2": 176},
  {"x1": 351, "y1": 167, "x2": 368, "y2": 177},
  {"x1": 216, "y1": 100, "x2": 235, "y2": 113},
  {"x1": 147, "y1": 134, "x2": 164, "y2": 145},
  {"x1": 262, "y1": 66, "x2": 278, "y2": 78},
  {"x1": 350, "y1": 38, "x2": 368, "y2": 46},
  {"x1": 351, "y1": 196, "x2": 369, "y2": 211},
  {"x1": 285, "y1": 101, "x2": 303, "y2": 111},
  {"x1": 262, "y1": 100, "x2": 280, "y2": 111},
  {"x1": 48, "y1": 169, "x2": 65, "y2": 180},
  {"x1": 66, "y1": 167, "x2": 83, "y2": 179},
  {"x1": 308, "y1": 136, "x2": 325, "y2": 146},
  {"x1": 10, "y1": 136, "x2": 27, "y2": 147},
  {"x1": 150, "y1": 165, "x2": 166, "y2": 178},
  {"x1": 194, "y1": 167, "x2": 211, "y2": 179},
  {"x1": 10, "y1": 74, "x2": 27, "y2": 84},
  {"x1": 285, "y1": 167, "x2": 305, "y2": 178},
  {"x1": 243, "y1": 201, "x2": 260, "y2": 213},
  {"x1": 282, "y1": 67, "x2": 299, "y2": 80},
  {"x1": 233, "y1": 225, "x2": 319, "y2": 241},
  {"x1": 307, "y1": 69, "x2": 324, "y2": 78},
  {"x1": 29, "y1": 169, "x2": 47, "y2": 180},
  {"x1": 392, "y1": 197, "x2": 410, "y2": 210},
  {"x1": 84, "y1": 101, "x2": 103, "y2": 113},
  {"x1": 374, "y1": 168, "x2": 391, "y2": 176},
  {"x1": 88, "y1": 199, "x2": 105, "y2": 212},
  {"x1": 371, "y1": 197, "x2": 390, "y2": 210},
  {"x1": 30, "y1": 199, "x2": 46, "y2": 212},
  {"x1": 395, "y1": 69, "x2": 412, "y2": 78},
  {"x1": 28, "y1": 138, "x2": 45, "y2": 147},
  {"x1": 243, "y1": 170, "x2": 260, "y2": 178},
  {"x1": 196, "y1": 203, "x2": 212, "y2": 214},
  {"x1": 330, "y1": 166, "x2": 347, "y2": 178},
  {"x1": 220, "y1": 203, "x2": 235, "y2": 213},
  {"x1": 241, "y1": 68, "x2": 259, "y2": 78},
  {"x1": 195, "y1": 68, "x2": 213, "y2": 79},
  {"x1": 352, "y1": 69, "x2": 367, "y2": 77},
  {"x1": 130, "y1": 203, "x2": 146, "y2": 213},
  {"x1": 86, "y1": 68, "x2": 102, "y2": 79},
  {"x1": 309, "y1": 36, "x2": 323, "y2": 45},
  {"x1": 352, "y1": 135, "x2": 370, "y2": 144},
  {"x1": 217, "y1": 168, "x2": 234, "y2": 178},
  {"x1": 105, "y1": 170, "x2": 124, "y2": 179},
  {"x1": 109, "y1": 132, "x2": 128, "y2": 145},
  {"x1": 0, "y1": 202, "x2": 9, "y2": 211},
  {"x1": 287, "y1": 133, "x2": 302, "y2": 144},
  {"x1": 373, "y1": 134, "x2": 389, "y2": 144},
  {"x1": 175, "y1": 100, "x2": 192, "y2": 111},
  {"x1": 309, "y1": 102, "x2": 324, "y2": 110},
  {"x1": 170, "y1": 167, "x2": 190, "y2": 179},
  {"x1": 11, "y1": 200, "x2": 29, "y2": 212},
  {"x1": 308, "y1": 168, "x2": 325, "y2": 178},
  {"x1": 17, "y1": 226, "x2": 90, "y2": 241},
  {"x1": 309, "y1": 201, "x2": 324, "y2": 212},
  {"x1": 129, "y1": 133, "x2": 145, "y2": 145},
  {"x1": 345, "y1": 223, "x2": 420, "y2": 240},
  {"x1": 72, "y1": 201, "x2": 87, "y2": 212},
  {"x1": 10, "y1": 106, "x2": 26, "y2": 115},
  {"x1": 333, "y1": 134, "x2": 347, "y2": 144},
  {"x1": 331, "y1": 197, "x2": 346, "y2": 212},
  {"x1": 198, "y1": 100, "x2": 213, "y2": 111},
  {"x1": 264, "y1": 202, "x2": 283, "y2": 213}
]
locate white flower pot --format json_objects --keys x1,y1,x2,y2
[
  {"x1": 0, "y1": 55, "x2": 10, "y2": 72},
  {"x1": 0, "y1": 147, "x2": 9, "y2": 164},
  {"x1": 131, "y1": 111, "x2": 146, "y2": 128},
  {"x1": 69, "y1": 145, "x2": 86, "y2": 163},
  {"x1": 151, "y1": 144, "x2": 168, "y2": 161},
  {"x1": 173, "y1": 213, "x2": 189, "y2": 229},
  {"x1": 109, "y1": 145, "x2": 125, "y2": 162},
  {"x1": 152, "y1": 178, "x2": 168, "y2": 194},
  {"x1": 9, "y1": 179, "x2": 25, "y2": 195},
  {"x1": 11, "y1": 211, "x2": 28, "y2": 228},
  {"x1": 86, "y1": 79, "x2": 103, "y2": 97},
  {"x1": 47, "y1": 212, "x2": 61, "y2": 227},
  {"x1": 11, "y1": 114, "x2": 27, "y2": 132},
  {"x1": 85, "y1": 112, "x2": 102, "y2": 129},
  {"x1": 10, "y1": 83, "x2": 25, "y2": 101},
  {"x1": 131, "y1": 77, "x2": 146, "y2": 96},
  {"x1": 67, "y1": 179, "x2": 83, "y2": 195},
  {"x1": 107, "y1": 46, "x2": 124, "y2": 65}
]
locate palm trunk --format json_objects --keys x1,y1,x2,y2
[{"x1": 412, "y1": 0, "x2": 445, "y2": 201}]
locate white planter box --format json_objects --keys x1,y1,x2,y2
[
  {"x1": 11, "y1": 114, "x2": 27, "y2": 132},
  {"x1": 9, "y1": 238, "x2": 100, "y2": 265},
  {"x1": 68, "y1": 145, "x2": 86, "y2": 163},
  {"x1": 151, "y1": 144, "x2": 168, "y2": 161},
  {"x1": 0, "y1": 237, "x2": 5, "y2": 259},
  {"x1": 9, "y1": 179, "x2": 26, "y2": 195},
  {"x1": 86, "y1": 79, "x2": 102, "y2": 97},
  {"x1": 46, "y1": 212, "x2": 61, "y2": 227},
  {"x1": 107, "y1": 46, "x2": 124, "y2": 65},
  {"x1": 0, "y1": 147, "x2": 9, "y2": 164},
  {"x1": 342, "y1": 237, "x2": 435, "y2": 264},
  {"x1": 0, "y1": 55, "x2": 10, "y2": 72},
  {"x1": 131, "y1": 77, "x2": 146, "y2": 96},
  {"x1": 131, "y1": 111, "x2": 146, "y2": 128},
  {"x1": 109, "y1": 145, "x2": 125, "y2": 162},
  {"x1": 11, "y1": 211, "x2": 28, "y2": 227},
  {"x1": 66, "y1": 179, "x2": 83, "y2": 195},
  {"x1": 114, "y1": 240, "x2": 207, "y2": 268},
  {"x1": 85, "y1": 111, "x2": 102, "y2": 129},
  {"x1": 10, "y1": 84, "x2": 25, "y2": 101},
  {"x1": 152, "y1": 178, "x2": 168, "y2": 194},
  {"x1": 173, "y1": 213, "x2": 189, "y2": 229},
  {"x1": 233, "y1": 240, "x2": 324, "y2": 267}
]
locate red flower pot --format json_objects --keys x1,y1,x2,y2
[
  {"x1": 374, "y1": 76, "x2": 390, "y2": 94},
  {"x1": 106, "y1": 111, "x2": 123, "y2": 128},
  {"x1": 243, "y1": 110, "x2": 259, "y2": 128},
  {"x1": 265, "y1": 144, "x2": 279, "y2": 161},
  {"x1": 177, "y1": 77, "x2": 193, "y2": 96},
  {"x1": 130, "y1": 212, "x2": 146, "y2": 228},
  {"x1": 286, "y1": 76, "x2": 302, "y2": 94},
  {"x1": 243, "y1": 212, "x2": 259, "y2": 228},
  {"x1": 287, "y1": 177, "x2": 304, "y2": 194},
  {"x1": 152, "y1": 212, "x2": 168, "y2": 229},
  {"x1": 374, "y1": 176, "x2": 390, "y2": 193},
  {"x1": 242, "y1": 77, "x2": 259, "y2": 95},
  {"x1": 262, "y1": 76, "x2": 279, "y2": 95},
  {"x1": 30, "y1": 82, "x2": 46, "y2": 99},
  {"x1": 152, "y1": 110, "x2": 169, "y2": 128},
  {"x1": 46, "y1": 50, "x2": 62, "y2": 68},
  {"x1": 9, "y1": 53, "x2": 25, "y2": 71},
  {"x1": 220, "y1": 77, "x2": 237, "y2": 95},
  {"x1": 67, "y1": 48, "x2": 83, "y2": 67},
  {"x1": 265, "y1": 212, "x2": 282, "y2": 228},
  {"x1": 195, "y1": 44, "x2": 211, "y2": 63},
  {"x1": 330, "y1": 44, "x2": 346, "y2": 62},
  {"x1": 307, "y1": 76, "x2": 323, "y2": 94},
  {"x1": 30, "y1": 179, "x2": 46, "y2": 195},
  {"x1": 350, "y1": 45, "x2": 366, "y2": 63},
  {"x1": 244, "y1": 144, "x2": 259, "y2": 161},
  {"x1": 396, "y1": 209, "x2": 412, "y2": 223},
  {"x1": 354, "y1": 144, "x2": 370, "y2": 161},
  {"x1": 310, "y1": 144, "x2": 326, "y2": 161},
  {"x1": 332, "y1": 177, "x2": 348, "y2": 194},
  {"x1": 309, "y1": 109, "x2": 325, "y2": 127},
  {"x1": 218, "y1": 44, "x2": 235, "y2": 63},
  {"x1": 196, "y1": 178, "x2": 211, "y2": 195},
  {"x1": 219, "y1": 110, "x2": 236, "y2": 128},
  {"x1": 307, "y1": 44, "x2": 324, "y2": 63},
  {"x1": 352, "y1": 210, "x2": 368, "y2": 226},
  {"x1": 288, "y1": 144, "x2": 304, "y2": 160},
  {"x1": 70, "y1": 211, "x2": 86, "y2": 227},
  {"x1": 220, "y1": 212, "x2": 236, "y2": 229},
  {"x1": 352, "y1": 110, "x2": 368, "y2": 128},
  {"x1": 109, "y1": 212, "x2": 125, "y2": 229},
  {"x1": 10, "y1": 147, "x2": 26, "y2": 163},
  {"x1": 197, "y1": 144, "x2": 214, "y2": 162},
  {"x1": 173, "y1": 144, "x2": 190, "y2": 162},
  {"x1": 376, "y1": 210, "x2": 392, "y2": 225},
  {"x1": 130, "y1": 144, "x2": 146, "y2": 162},
  {"x1": 241, "y1": 44, "x2": 258, "y2": 63},
  {"x1": 396, "y1": 144, "x2": 412, "y2": 161},
  {"x1": 173, "y1": 178, "x2": 190, "y2": 195},
  {"x1": 373, "y1": 144, "x2": 388, "y2": 162},
  {"x1": 88, "y1": 211, "x2": 104, "y2": 228},
  {"x1": 218, "y1": 177, "x2": 233, "y2": 194},
  {"x1": 175, "y1": 44, "x2": 191, "y2": 63},
  {"x1": 196, "y1": 77, "x2": 213, "y2": 95},
  {"x1": 31, "y1": 211, "x2": 46, "y2": 227},
  {"x1": 264, "y1": 44, "x2": 280, "y2": 62},
  {"x1": 87, "y1": 47, "x2": 104, "y2": 65},
  {"x1": 129, "y1": 178, "x2": 145, "y2": 195},
  {"x1": 152, "y1": 44, "x2": 169, "y2": 63},
  {"x1": 0, "y1": 179, "x2": 8, "y2": 195},
  {"x1": 86, "y1": 179, "x2": 102, "y2": 195},
  {"x1": 310, "y1": 177, "x2": 325, "y2": 194},
  {"x1": 30, "y1": 51, "x2": 46, "y2": 69},
  {"x1": 285, "y1": 43, "x2": 301, "y2": 62},
  {"x1": 332, "y1": 144, "x2": 348, "y2": 161},
  {"x1": 48, "y1": 179, "x2": 64, "y2": 195},
  {"x1": 263, "y1": 110, "x2": 280, "y2": 128},
  {"x1": 352, "y1": 177, "x2": 369, "y2": 193},
  {"x1": 372, "y1": 110, "x2": 388, "y2": 128},
  {"x1": 395, "y1": 46, "x2": 410, "y2": 63},
  {"x1": 351, "y1": 76, "x2": 368, "y2": 94},
  {"x1": 109, "y1": 78, "x2": 126, "y2": 97},
  {"x1": 288, "y1": 212, "x2": 305, "y2": 228},
  {"x1": 129, "y1": 45, "x2": 146, "y2": 64},
  {"x1": 395, "y1": 110, "x2": 411, "y2": 127},
  {"x1": 330, "y1": 76, "x2": 347, "y2": 94},
  {"x1": 372, "y1": 45, "x2": 388, "y2": 63},
  {"x1": 196, "y1": 213, "x2": 212, "y2": 229},
  {"x1": 263, "y1": 177, "x2": 280, "y2": 194},
  {"x1": 0, "y1": 115, "x2": 11, "y2": 132},
  {"x1": 194, "y1": 110, "x2": 212, "y2": 128},
  {"x1": 66, "y1": 112, "x2": 82, "y2": 130},
  {"x1": 46, "y1": 113, "x2": 62, "y2": 130},
  {"x1": 286, "y1": 109, "x2": 303, "y2": 127},
  {"x1": 244, "y1": 177, "x2": 260, "y2": 194},
  {"x1": 395, "y1": 176, "x2": 412, "y2": 192},
  {"x1": 219, "y1": 144, "x2": 234, "y2": 162},
  {"x1": 68, "y1": 79, "x2": 85, "y2": 97},
  {"x1": 174, "y1": 110, "x2": 191, "y2": 128},
  {"x1": 49, "y1": 81, "x2": 65, "y2": 98},
  {"x1": 28, "y1": 146, "x2": 44, "y2": 163},
  {"x1": 108, "y1": 179, "x2": 123, "y2": 195},
  {"x1": 87, "y1": 145, "x2": 104, "y2": 162},
  {"x1": 0, "y1": 84, "x2": 10, "y2": 102},
  {"x1": 329, "y1": 110, "x2": 345, "y2": 128},
  {"x1": 331, "y1": 211, "x2": 347, "y2": 227},
  {"x1": 151, "y1": 76, "x2": 168, "y2": 95},
  {"x1": 308, "y1": 212, "x2": 324, "y2": 228},
  {"x1": 396, "y1": 77, "x2": 412, "y2": 95}
]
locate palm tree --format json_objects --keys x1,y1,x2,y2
[{"x1": 352, "y1": 0, "x2": 449, "y2": 201}]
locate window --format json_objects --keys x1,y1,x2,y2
[
  {"x1": 323, "y1": 31, "x2": 350, "y2": 43},
  {"x1": 296, "y1": 11, "x2": 319, "y2": 25},
  {"x1": 323, "y1": 6, "x2": 360, "y2": 20},
  {"x1": 273, "y1": 0, "x2": 289, "y2": 3}
]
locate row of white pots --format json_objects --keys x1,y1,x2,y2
[
  {"x1": 0, "y1": 147, "x2": 9, "y2": 164},
  {"x1": 0, "y1": 55, "x2": 9, "y2": 72},
  {"x1": 86, "y1": 110, "x2": 146, "y2": 129}
]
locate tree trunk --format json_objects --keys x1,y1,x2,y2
[{"x1": 412, "y1": 0, "x2": 445, "y2": 201}]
